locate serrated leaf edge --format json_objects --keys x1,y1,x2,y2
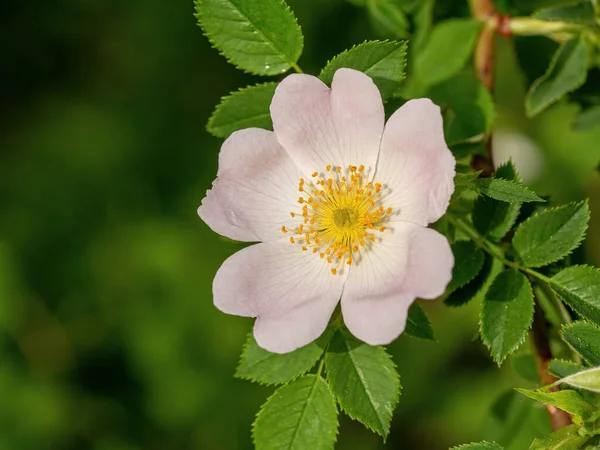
[
  {"x1": 475, "y1": 178, "x2": 545, "y2": 203},
  {"x1": 480, "y1": 271, "x2": 534, "y2": 365},
  {"x1": 194, "y1": 0, "x2": 304, "y2": 76},
  {"x1": 326, "y1": 336, "x2": 400, "y2": 440},
  {"x1": 207, "y1": 81, "x2": 277, "y2": 138},
  {"x1": 560, "y1": 320, "x2": 600, "y2": 365},
  {"x1": 450, "y1": 442, "x2": 503, "y2": 450},
  {"x1": 251, "y1": 374, "x2": 339, "y2": 449},
  {"x1": 318, "y1": 40, "x2": 408, "y2": 89},
  {"x1": 449, "y1": 242, "x2": 486, "y2": 292},
  {"x1": 512, "y1": 200, "x2": 590, "y2": 268}
]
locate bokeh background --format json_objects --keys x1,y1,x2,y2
[{"x1": 1, "y1": 0, "x2": 599, "y2": 449}]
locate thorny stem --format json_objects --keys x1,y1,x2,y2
[{"x1": 448, "y1": 213, "x2": 572, "y2": 430}]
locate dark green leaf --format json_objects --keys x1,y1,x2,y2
[
  {"x1": 448, "y1": 241, "x2": 485, "y2": 292},
  {"x1": 207, "y1": 82, "x2": 276, "y2": 138},
  {"x1": 550, "y1": 265, "x2": 600, "y2": 324},
  {"x1": 534, "y1": 0, "x2": 596, "y2": 25},
  {"x1": 235, "y1": 333, "x2": 326, "y2": 385},
  {"x1": 573, "y1": 104, "x2": 600, "y2": 131},
  {"x1": 404, "y1": 303, "x2": 434, "y2": 340},
  {"x1": 560, "y1": 367, "x2": 600, "y2": 393},
  {"x1": 512, "y1": 201, "x2": 589, "y2": 268},
  {"x1": 529, "y1": 424, "x2": 590, "y2": 450},
  {"x1": 516, "y1": 388, "x2": 596, "y2": 420},
  {"x1": 481, "y1": 270, "x2": 535, "y2": 364},
  {"x1": 562, "y1": 321, "x2": 600, "y2": 366},
  {"x1": 525, "y1": 38, "x2": 589, "y2": 117},
  {"x1": 367, "y1": 0, "x2": 410, "y2": 39},
  {"x1": 548, "y1": 359, "x2": 586, "y2": 378},
  {"x1": 325, "y1": 327, "x2": 400, "y2": 438},
  {"x1": 414, "y1": 19, "x2": 482, "y2": 87},
  {"x1": 194, "y1": 0, "x2": 303, "y2": 76},
  {"x1": 473, "y1": 161, "x2": 522, "y2": 241},
  {"x1": 428, "y1": 71, "x2": 495, "y2": 144},
  {"x1": 450, "y1": 442, "x2": 504, "y2": 450},
  {"x1": 253, "y1": 375, "x2": 338, "y2": 450},
  {"x1": 475, "y1": 178, "x2": 545, "y2": 203},
  {"x1": 319, "y1": 40, "x2": 407, "y2": 99},
  {"x1": 445, "y1": 254, "x2": 493, "y2": 307}
]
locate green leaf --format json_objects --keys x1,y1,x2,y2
[
  {"x1": 319, "y1": 40, "x2": 407, "y2": 99},
  {"x1": 516, "y1": 388, "x2": 596, "y2": 420},
  {"x1": 451, "y1": 171, "x2": 481, "y2": 204},
  {"x1": 472, "y1": 161, "x2": 522, "y2": 241},
  {"x1": 525, "y1": 38, "x2": 589, "y2": 117},
  {"x1": 529, "y1": 424, "x2": 590, "y2": 450},
  {"x1": 325, "y1": 327, "x2": 400, "y2": 439},
  {"x1": 253, "y1": 374, "x2": 338, "y2": 450},
  {"x1": 450, "y1": 442, "x2": 504, "y2": 450},
  {"x1": 548, "y1": 359, "x2": 586, "y2": 378},
  {"x1": 550, "y1": 265, "x2": 600, "y2": 324},
  {"x1": 534, "y1": 0, "x2": 596, "y2": 25},
  {"x1": 194, "y1": 0, "x2": 303, "y2": 76},
  {"x1": 448, "y1": 241, "x2": 485, "y2": 292},
  {"x1": 512, "y1": 201, "x2": 590, "y2": 268},
  {"x1": 573, "y1": 104, "x2": 600, "y2": 131},
  {"x1": 367, "y1": 0, "x2": 410, "y2": 39},
  {"x1": 207, "y1": 83, "x2": 276, "y2": 138},
  {"x1": 404, "y1": 303, "x2": 434, "y2": 340},
  {"x1": 482, "y1": 270, "x2": 535, "y2": 364},
  {"x1": 428, "y1": 71, "x2": 495, "y2": 144},
  {"x1": 445, "y1": 254, "x2": 493, "y2": 307},
  {"x1": 562, "y1": 321, "x2": 600, "y2": 366},
  {"x1": 235, "y1": 333, "x2": 326, "y2": 385},
  {"x1": 475, "y1": 178, "x2": 545, "y2": 203},
  {"x1": 560, "y1": 367, "x2": 600, "y2": 393},
  {"x1": 413, "y1": 19, "x2": 482, "y2": 87},
  {"x1": 511, "y1": 353, "x2": 540, "y2": 382}
]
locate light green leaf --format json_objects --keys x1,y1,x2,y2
[
  {"x1": 529, "y1": 424, "x2": 590, "y2": 450},
  {"x1": 512, "y1": 201, "x2": 590, "y2": 268},
  {"x1": 445, "y1": 254, "x2": 493, "y2": 307},
  {"x1": 448, "y1": 241, "x2": 485, "y2": 292},
  {"x1": 319, "y1": 40, "x2": 407, "y2": 99},
  {"x1": 562, "y1": 321, "x2": 600, "y2": 366},
  {"x1": 235, "y1": 333, "x2": 326, "y2": 385},
  {"x1": 482, "y1": 270, "x2": 535, "y2": 364},
  {"x1": 551, "y1": 265, "x2": 600, "y2": 324},
  {"x1": 367, "y1": 0, "x2": 410, "y2": 39},
  {"x1": 534, "y1": 0, "x2": 596, "y2": 25},
  {"x1": 473, "y1": 161, "x2": 522, "y2": 241},
  {"x1": 573, "y1": 105, "x2": 600, "y2": 131},
  {"x1": 560, "y1": 367, "x2": 600, "y2": 393},
  {"x1": 207, "y1": 83, "x2": 276, "y2": 138},
  {"x1": 516, "y1": 388, "x2": 596, "y2": 420},
  {"x1": 325, "y1": 327, "x2": 400, "y2": 438},
  {"x1": 525, "y1": 38, "x2": 589, "y2": 117},
  {"x1": 475, "y1": 178, "x2": 545, "y2": 203},
  {"x1": 253, "y1": 375, "x2": 338, "y2": 450},
  {"x1": 413, "y1": 19, "x2": 482, "y2": 87},
  {"x1": 194, "y1": 0, "x2": 303, "y2": 76},
  {"x1": 450, "y1": 442, "x2": 504, "y2": 450},
  {"x1": 404, "y1": 303, "x2": 434, "y2": 340},
  {"x1": 548, "y1": 359, "x2": 586, "y2": 379},
  {"x1": 428, "y1": 71, "x2": 495, "y2": 144}
]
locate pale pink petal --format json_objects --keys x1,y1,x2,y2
[
  {"x1": 270, "y1": 69, "x2": 384, "y2": 175},
  {"x1": 341, "y1": 223, "x2": 453, "y2": 345},
  {"x1": 198, "y1": 128, "x2": 302, "y2": 242},
  {"x1": 375, "y1": 98, "x2": 455, "y2": 226},
  {"x1": 213, "y1": 240, "x2": 346, "y2": 353}
]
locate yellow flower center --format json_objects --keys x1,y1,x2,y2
[{"x1": 281, "y1": 164, "x2": 392, "y2": 275}]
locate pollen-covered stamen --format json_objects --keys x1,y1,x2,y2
[{"x1": 283, "y1": 164, "x2": 393, "y2": 274}]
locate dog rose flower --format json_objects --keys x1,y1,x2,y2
[{"x1": 199, "y1": 68, "x2": 455, "y2": 353}]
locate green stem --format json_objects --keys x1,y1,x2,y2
[
  {"x1": 507, "y1": 17, "x2": 582, "y2": 40},
  {"x1": 291, "y1": 63, "x2": 304, "y2": 74}
]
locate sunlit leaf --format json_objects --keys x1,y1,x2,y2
[
  {"x1": 560, "y1": 366, "x2": 600, "y2": 393},
  {"x1": 195, "y1": 0, "x2": 303, "y2": 76},
  {"x1": 515, "y1": 388, "x2": 596, "y2": 421},
  {"x1": 253, "y1": 375, "x2": 338, "y2": 450},
  {"x1": 475, "y1": 178, "x2": 544, "y2": 203},
  {"x1": 529, "y1": 424, "x2": 589, "y2": 450}
]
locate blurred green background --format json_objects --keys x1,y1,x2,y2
[{"x1": 1, "y1": 0, "x2": 599, "y2": 449}]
